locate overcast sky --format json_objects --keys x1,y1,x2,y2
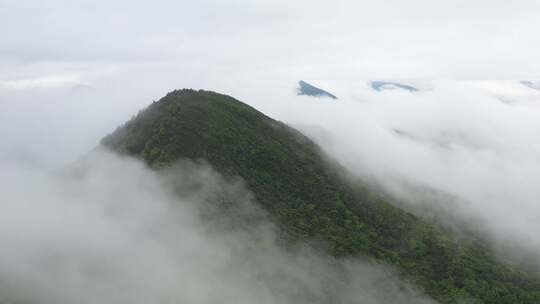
[
  {"x1": 1, "y1": 0, "x2": 539, "y2": 164},
  {"x1": 2, "y1": 0, "x2": 540, "y2": 89}
]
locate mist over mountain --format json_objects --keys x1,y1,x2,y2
[
  {"x1": 2, "y1": 76, "x2": 540, "y2": 303},
  {"x1": 2, "y1": 1, "x2": 540, "y2": 303},
  {"x1": 98, "y1": 89, "x2": 540, "y2": 303},
  {"x1": 1, "y1": 148, "x2": 446, "y2": 304},
  {"x1": 253, "y1": 79, "x2": 540, "y2": 267}
]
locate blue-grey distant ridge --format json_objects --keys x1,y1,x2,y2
[
  {"x1": 297, "y1": 80, "x2": 337, "y2": 99},
  {"x1": 371, "y1": 81, "x2": 419, "y2": 92}
]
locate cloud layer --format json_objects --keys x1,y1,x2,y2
[
  {"x1": 250, "y1": 80, "x2": 540, "y2": 266},
  {"x1": 0, "y1": 149, "x2": 436, "y2": 304}
]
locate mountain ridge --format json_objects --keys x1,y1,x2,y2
[
  {"x1": 101, "y1": 89, "x2": 540, "y2": 304},
  {"x1": 297, "y1": 80, "x2": 338, "y2": 99},
  {"x1": 371, "y1": 81, "x2": 419, "y2": 92}
]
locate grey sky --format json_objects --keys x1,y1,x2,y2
[
  {"x1": 2, "y1": 0, "x2": 540, "y2": 87},
  {"x1": 1, "y1": 0, "x2": 539, "y2": 163}
]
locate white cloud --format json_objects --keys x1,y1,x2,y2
[
  {"x1": 246, "y1": 79, "x2": 540, "y2": 265},
  {"x1": 0, "y1": 149, "x2": 436, "y2": 304},
  {"x1": 0, "y1": 74, "x2": 82, "y2": 89}
]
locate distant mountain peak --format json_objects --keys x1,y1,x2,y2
[
  {"x1": 371, "y1": 81, "x2": 419, "y2": 92},
  {"x1": 297, "y1": 80, "x2": 337, "y2": 99}
]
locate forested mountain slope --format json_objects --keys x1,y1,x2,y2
[{"x1": 102, "y1": 89, "x2": 540, "y2": 303}]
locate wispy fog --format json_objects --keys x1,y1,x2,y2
[
  {"x1": 0, "y1": 149, "x2": 436, "y2": 303},
  {"x1": 249, "y1": 80, "x2": 540, "y2": 266}
]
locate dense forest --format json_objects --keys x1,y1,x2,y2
[{"x1": 102, "y1": 89, "x2": 540, "y2": 303}]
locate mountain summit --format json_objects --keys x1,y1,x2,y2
[
  {"x1": 297, "y1": 80, "x2": 337, "y2": 99},
  {"x1": 102, "y1": 89, "x2": 540, "y2": 304}
]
